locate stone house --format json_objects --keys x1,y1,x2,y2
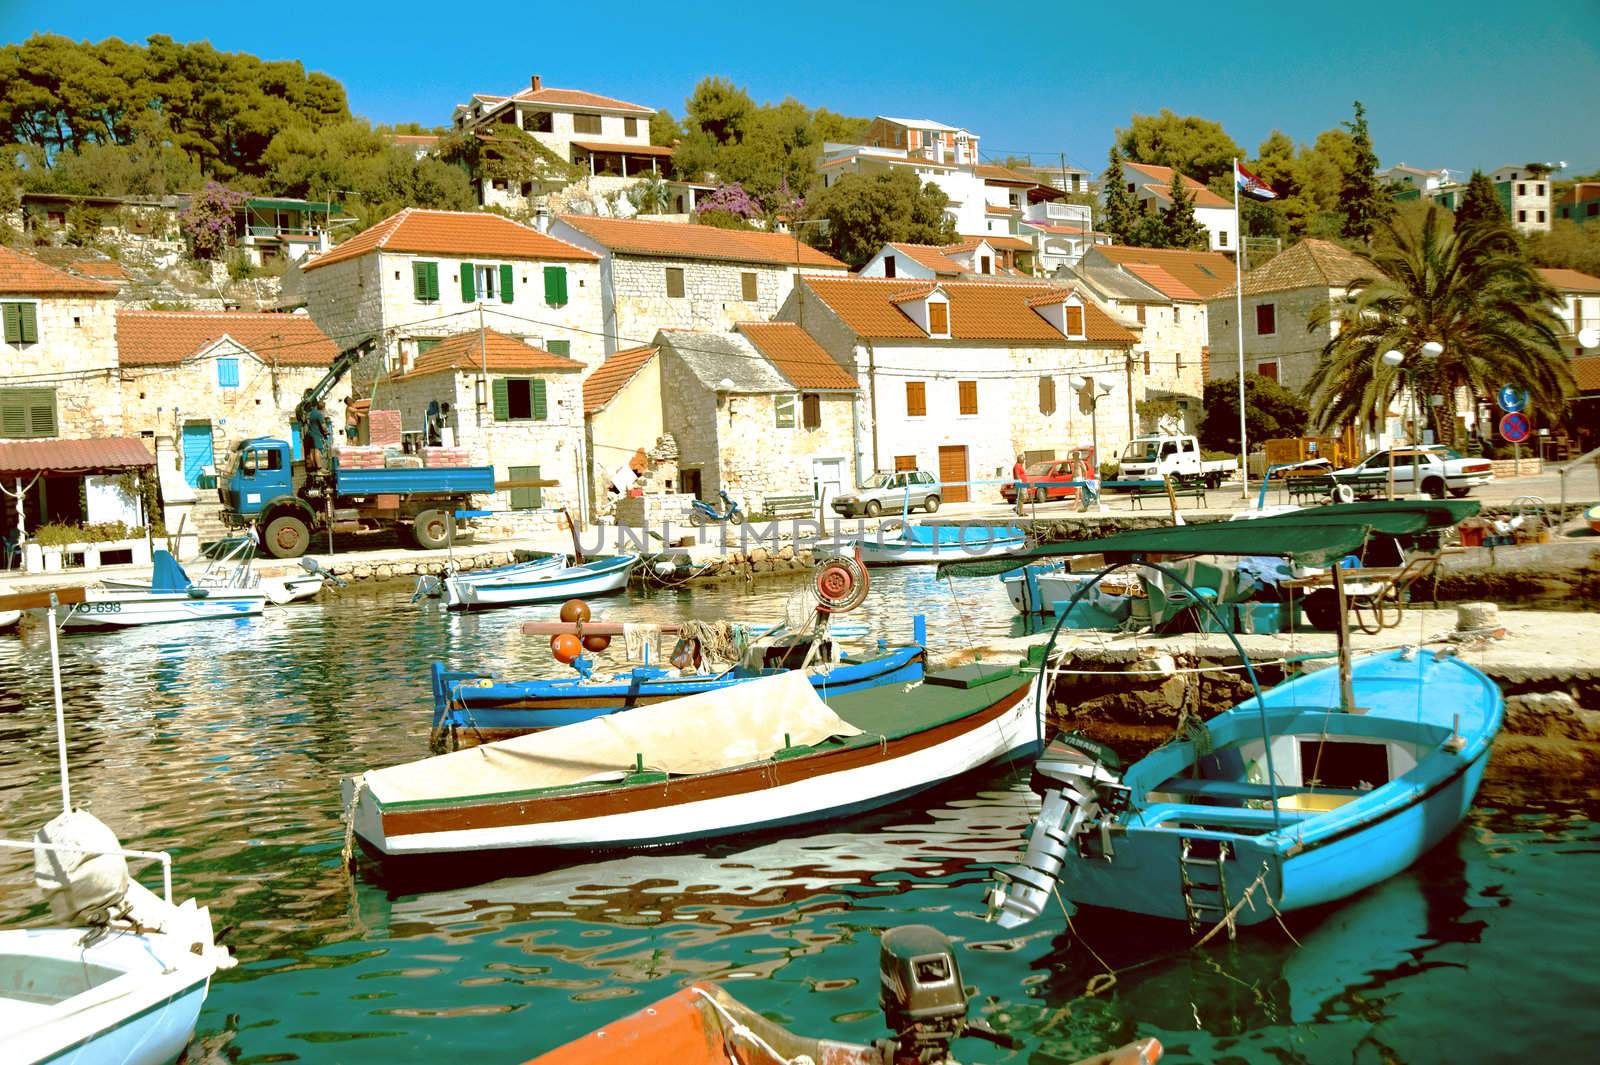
[
  {"x1": 654, "y1": 324, "x2": 859, "y2": 511},
  {"x1": 1536, "y1": 267, "x2": 1600, "y2": 356},
  {"x1": 382, "y1": 329, "x2": 586, "y2": 525},
  {"x1": 1206, "y1": 239, "x2": 1376, "y2": 394},
  {"x1": 582, "y1": 344, "x2": 662, "y2": 502},
  {"x1": 0, "y1": 245, "x2": 153, "y2": 537},
  {"x1": 116, "y1": 310, "x2": 340, "y2": 488},
  {"x1": 1072, "y1": 245, "x2": 1231, "y2": 429},
  {"x1": 451, "y1": 75, "x2": 670, "y2": 212},
  {"x1": 858, "y1": 239, "x2": 1021, "y2": 280},
  {"x1": 779, "y1": 276, "x2": 1138, "y2": 500},
  {"x1": 1489, "y1": 165, "x2": 1553, "y2": 234},
  {"x1": 289, "y1": 208, "x2": 603, "y2": 392},
  {"x1": 1115, "y1": 162, "x2": 1237, "y2": 253},
  {"x1": 549, "y1": 215, "x2": 850, "y2": 355}
]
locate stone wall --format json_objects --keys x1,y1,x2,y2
[
  {"x1": 1206, "y1": 285, "x2": 1345, "y2": 394},
  {"x1": 0, "y1": 294, "x2": 121, "y2": 439},
  {"x1": 659, "y1": 348, "x2": 723, "y2": 497},
  {"x1": 606, "y1": 255, "x2": 832, "y2": 353},
  {"x1": 383, "y1": 367, "x2": 585, "y2": 516},
  {"x1": 121, "y1": 344, "x2": 340, "y2": 456}
]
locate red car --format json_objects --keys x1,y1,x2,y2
[{"x1": 1000, "y1": 458, "x2": 1087, "y2": 504}]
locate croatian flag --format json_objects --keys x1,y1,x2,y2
[{"x1": 1235, "y1": 161, "x2": 1278, "y2": 201}]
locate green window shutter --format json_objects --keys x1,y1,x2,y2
[
  {"x1": 29, "y1": 389, "x2": 55, "y2": 436},
  {"x1": 415, "y1": 338, "x2": 439, "y2": 355},
  {"x1": 491, "y1": 377, "x2": 509, "y2": 421},
  {"x1": 546, "y1": 339, "x2": 571, "y2": 357},
  {"x1": 19, "y1": 304, "x2": 36, "y2": 344},
  {"x1": 461, "y1": 264, "x2": 476, "y2": 302},
  {"x1": 0, "y1": 392, "x2": 25, "y2": 436},
  {"x1": 531, "y1": 379, "x2": 547, "y2": 420},
  {"x1": 425, "y1": 262, "x2": 440, "y2": 300},
  {"x1": 413, "y1": 262, "x2": 429, "y2": 301},
  {"x1": 2, "y1": 303, "x2": 19, "y2": 344},
  {"x1": 544, "y1": 266, "x2": 568, "y2": 306},
  {"x1": 500, "y1": 263, "x2": 514, "y2": 303},
  {"x1": 508, "y1": 464, "x2": 542, "y2": 509}
]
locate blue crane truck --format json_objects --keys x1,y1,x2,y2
[{"x1": 218, "y1": 340, "x2": 497, "y2": 559}]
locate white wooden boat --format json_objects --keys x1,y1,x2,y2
[
  {"x1": 442, "y1": 554, "x2": 636, "y2": 611},
  {"x1": 344, "y1": 663, "x2": 1042, "y2": 861},
  {"x1": 0, "y1": 609, "x2": 18, "y2": 632},
  {"x1": 850, "y1": 523, "x2": 1028, "y2": 566},
  {"x1": 65, "y1": 551, "x2": 265, "y2": 629},
  {"x1": 1, "y1": 599, "x2": 234, "y2": 1065}
]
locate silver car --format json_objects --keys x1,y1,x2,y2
[{"x1": 830, "y1": 469, "x2": 942, "y2": 518}]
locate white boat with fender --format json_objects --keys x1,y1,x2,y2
[
  {"x1": 441, "y1": 554, "x2": 636, "y2": 610},
  {"x1": 63, "y1": 551, "x2": 265, "y2": 629}
]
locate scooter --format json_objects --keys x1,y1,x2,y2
[{"x1": 688, "y1": 489, "x2": 744, "y2": 527}]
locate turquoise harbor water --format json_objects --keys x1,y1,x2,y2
[{"x1": 0, "y1": 569, "x2": 1596, "y2": 1064}]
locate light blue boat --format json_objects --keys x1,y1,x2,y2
[
  {"x1": 976, "y1": 499, "x2": 1500, "y2": 930},
  {"x1": 853, "y1": 523, "x2": 1028, "y2": 566},
  {"x1": 990, "y1": 647, "x2": 1501, "y2": 928}
]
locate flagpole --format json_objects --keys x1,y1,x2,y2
[{"x1": 1234, "y1": 157, "x2": 1249, "y2": 502}]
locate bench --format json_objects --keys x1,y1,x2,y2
[
  {"x1": 1127, "y1": 481, "x2": 1207, "y2": 510},
  {"x1": 1152, "y1": 777, "x2": 1367, "y2": 802},
  {"x1": 1285, "y1": 473, "x2": 1388, "y2": 503},
  {"x1": 761, "y1": 494, "x2": 817, "y2": 520}
]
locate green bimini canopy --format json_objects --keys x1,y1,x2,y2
[{"x1": 936, "y1": 499, "x2": 1478, "y2": 579}]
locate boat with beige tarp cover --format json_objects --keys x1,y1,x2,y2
[{"x1": 343, "y1": 663, "x2": 1043, "y2": 863}]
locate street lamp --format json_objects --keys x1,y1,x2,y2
[
  {"x1": 1379, "y1": 341, "x2": 1442, "y2": 498},
  {"x1": 1073, "y1": 374, "x2": 1114, "y2": 491}
]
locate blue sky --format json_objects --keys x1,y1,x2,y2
[{"x1": 4, "y1": 2, "x2": 1597, "y2": 176}]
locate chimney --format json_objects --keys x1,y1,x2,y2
[
  {"x1": 534, "y1": 205, "x2": 551, "y2": 233},
  {"x1": 530, "y1": 74, "x2": 542, "y2": 92}
]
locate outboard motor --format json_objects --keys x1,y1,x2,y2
[
  {"x1": 33, "y1": 809, "x2": 129, "y2": 925},
  {"x1": 987, "y1": 735, "x2": 1129, "y2": 929},
  {"x1": 874, "y1": 925, "x2": 1016, "y2": 1064}
]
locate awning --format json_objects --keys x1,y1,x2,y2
[
  {"x1": 0, "y1": 437, "x2": 155, "y2": 476},
  {"x1": 569, "y1": 140, "x2": 674, "y2": 157},
  {"x1": 937, "y1": 501, "x2": 1479, "y2": 576},
  {"x1": 246, "y1": 197, "x2": 336, "y2": 213}
]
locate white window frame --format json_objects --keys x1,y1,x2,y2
[{"x1": 474, "y1": 264, "x2": 499, "y2": 300}]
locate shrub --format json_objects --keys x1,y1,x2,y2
[{"x1": 31, "y1": 521, "x2": 146, "y2": 546}]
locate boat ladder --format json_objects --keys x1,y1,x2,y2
[{"x1": 1179, "y1": 837, "x2": 1232, "y2": 936}]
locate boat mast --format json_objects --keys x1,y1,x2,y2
[
  {"x1": 48, "y1": 593, "x2": 71, "y2": 814},
  {"x1": 1330, "y1": 563, "x2": 1357, "y2": 711}
]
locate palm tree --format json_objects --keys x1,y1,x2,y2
[{"x1": 1307, "y1": 207, "x2": 1574, "y2": 449}]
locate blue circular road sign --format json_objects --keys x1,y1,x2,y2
[
  {"x1": 1497, "y1": 386, "x2": 1529, "y2": 413},
  {"x1": 1499, "y1": 411, "x2": 1531, "y2": 443}
]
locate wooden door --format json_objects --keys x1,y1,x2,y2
[
  {"x1": 938, "y1": 445, "x2": 969, "y2": 503},
  {"x1": 893, "y1": 454, "x2": 917, "y2": 472}
]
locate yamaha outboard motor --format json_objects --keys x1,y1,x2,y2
[
  {"x1": 987, "y1": 734, "x2": 1129, "y2": 929},
  {"x1": 874, "y1": 925, "x2": 1015, "y2": 1064}
]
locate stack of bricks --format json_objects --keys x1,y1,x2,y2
[
  {"x1": 333, "y1": 445, "x2": 386, "y2": 469},
  {"x1": 422, "y1": 447, "x2": 471, "y2": 468},
  {"x1": 368, "y1": 409, "x2": 403, "y2": 448}
]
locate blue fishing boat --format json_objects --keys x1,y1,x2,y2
[
  {"x1": 430, "y1": 618, "x2": 928, "y2": 750},
  {"x1": 961, "y1": 501, "x2": 1502, "y2": 930}
]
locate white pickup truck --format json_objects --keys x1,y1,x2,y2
[
  {"x1": 1334, "y1": 446, "x2": 1494, "y2": 499},
  {"x1": 1117, "y1": 434, "x2": 1238, "y2": 487}
]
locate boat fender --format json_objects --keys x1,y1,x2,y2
[
  {"x1": 33, "y1": 809, "x2": 130, "y2": 923},
  {"x1": 1327, "y1": 484, "x2": 1355, "y2": 505}
]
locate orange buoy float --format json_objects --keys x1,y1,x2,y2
[
  {"x1": 582, "y1": 633, "x2": 611, "y2": 653},
  {"x1": 550, "y1": 633, "x2": 583, "y2": 664},
  {"x1": 559, "y1": 598, "x2": 591, "y2": 623}
]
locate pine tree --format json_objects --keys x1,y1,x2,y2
[
  {"x1": 1338, "y1": 101, "x2": 1390, "y2": 243},
  {"x1": 1159, "y1": 172, "x2": 1208, "y2": 249},
  {"x1": 1453, "y1": 170, "x2": 1517, "y2": 256},
  {"x1": 1101, "y1": 147, "x2": 1137, "y2": 243}
]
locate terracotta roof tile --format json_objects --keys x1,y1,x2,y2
[
  {"x1": 118, "y1": 311, "x2": 338, "y2": 367},
  {"x1": 393, "y1": 329, "x2": 585, "y2": 381},
  {"x1": 974, "y1": 163, "x2": 1039, "y2": 185},
  {"x1": 967, "y1": 235, "x2": 1033, "y2": 253},
  {"x1": 1216, "y1": 239, "x2": 1378, "y2": 298},
  {"x1": 69, "y1": 260, "x2": 131, "y2": 281},
  {"x1": 737, "y1": 322, "x2": 858, "y2": 390},
  {"x1": 507, "y1": 86, "x2": 653, "y2": 114},
  {"x1": 303, "y1": 209, "x2": 598, "y2": 272},
  {"x1": 1122, "y1": 263, "x2": 1203, "y2": 302},
  {"x1": 557, "y1": 215, "x2": 848, "y2": 269},
  {"x1": 801, "y1": 276, "x2": 1135, "y2": 344},
  {"x1": 1090, "y1": 245, "x2": 1235, "y2": 300},
  {"x1": 583, "y1": 345, "x2": 659, "y2": 413},
  {"x1": 1123, "y1": 161, "x2": 1232, "y2": 208},
  {"x1": 0, "y1": 437, "x2": 153, "y2": 474},
  {"x1": 985, "y1": 205, "x2": 1022, "y2": 215},
  {"x1": 0, "y1": 245, "x2": 118, "y2": 296},
  {"x1": 884, "y1": 243, "x2": 966, "y2": 276},
  {"x1": 1537, "y1": 267, "x2": 1600, "y2": 294}
]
